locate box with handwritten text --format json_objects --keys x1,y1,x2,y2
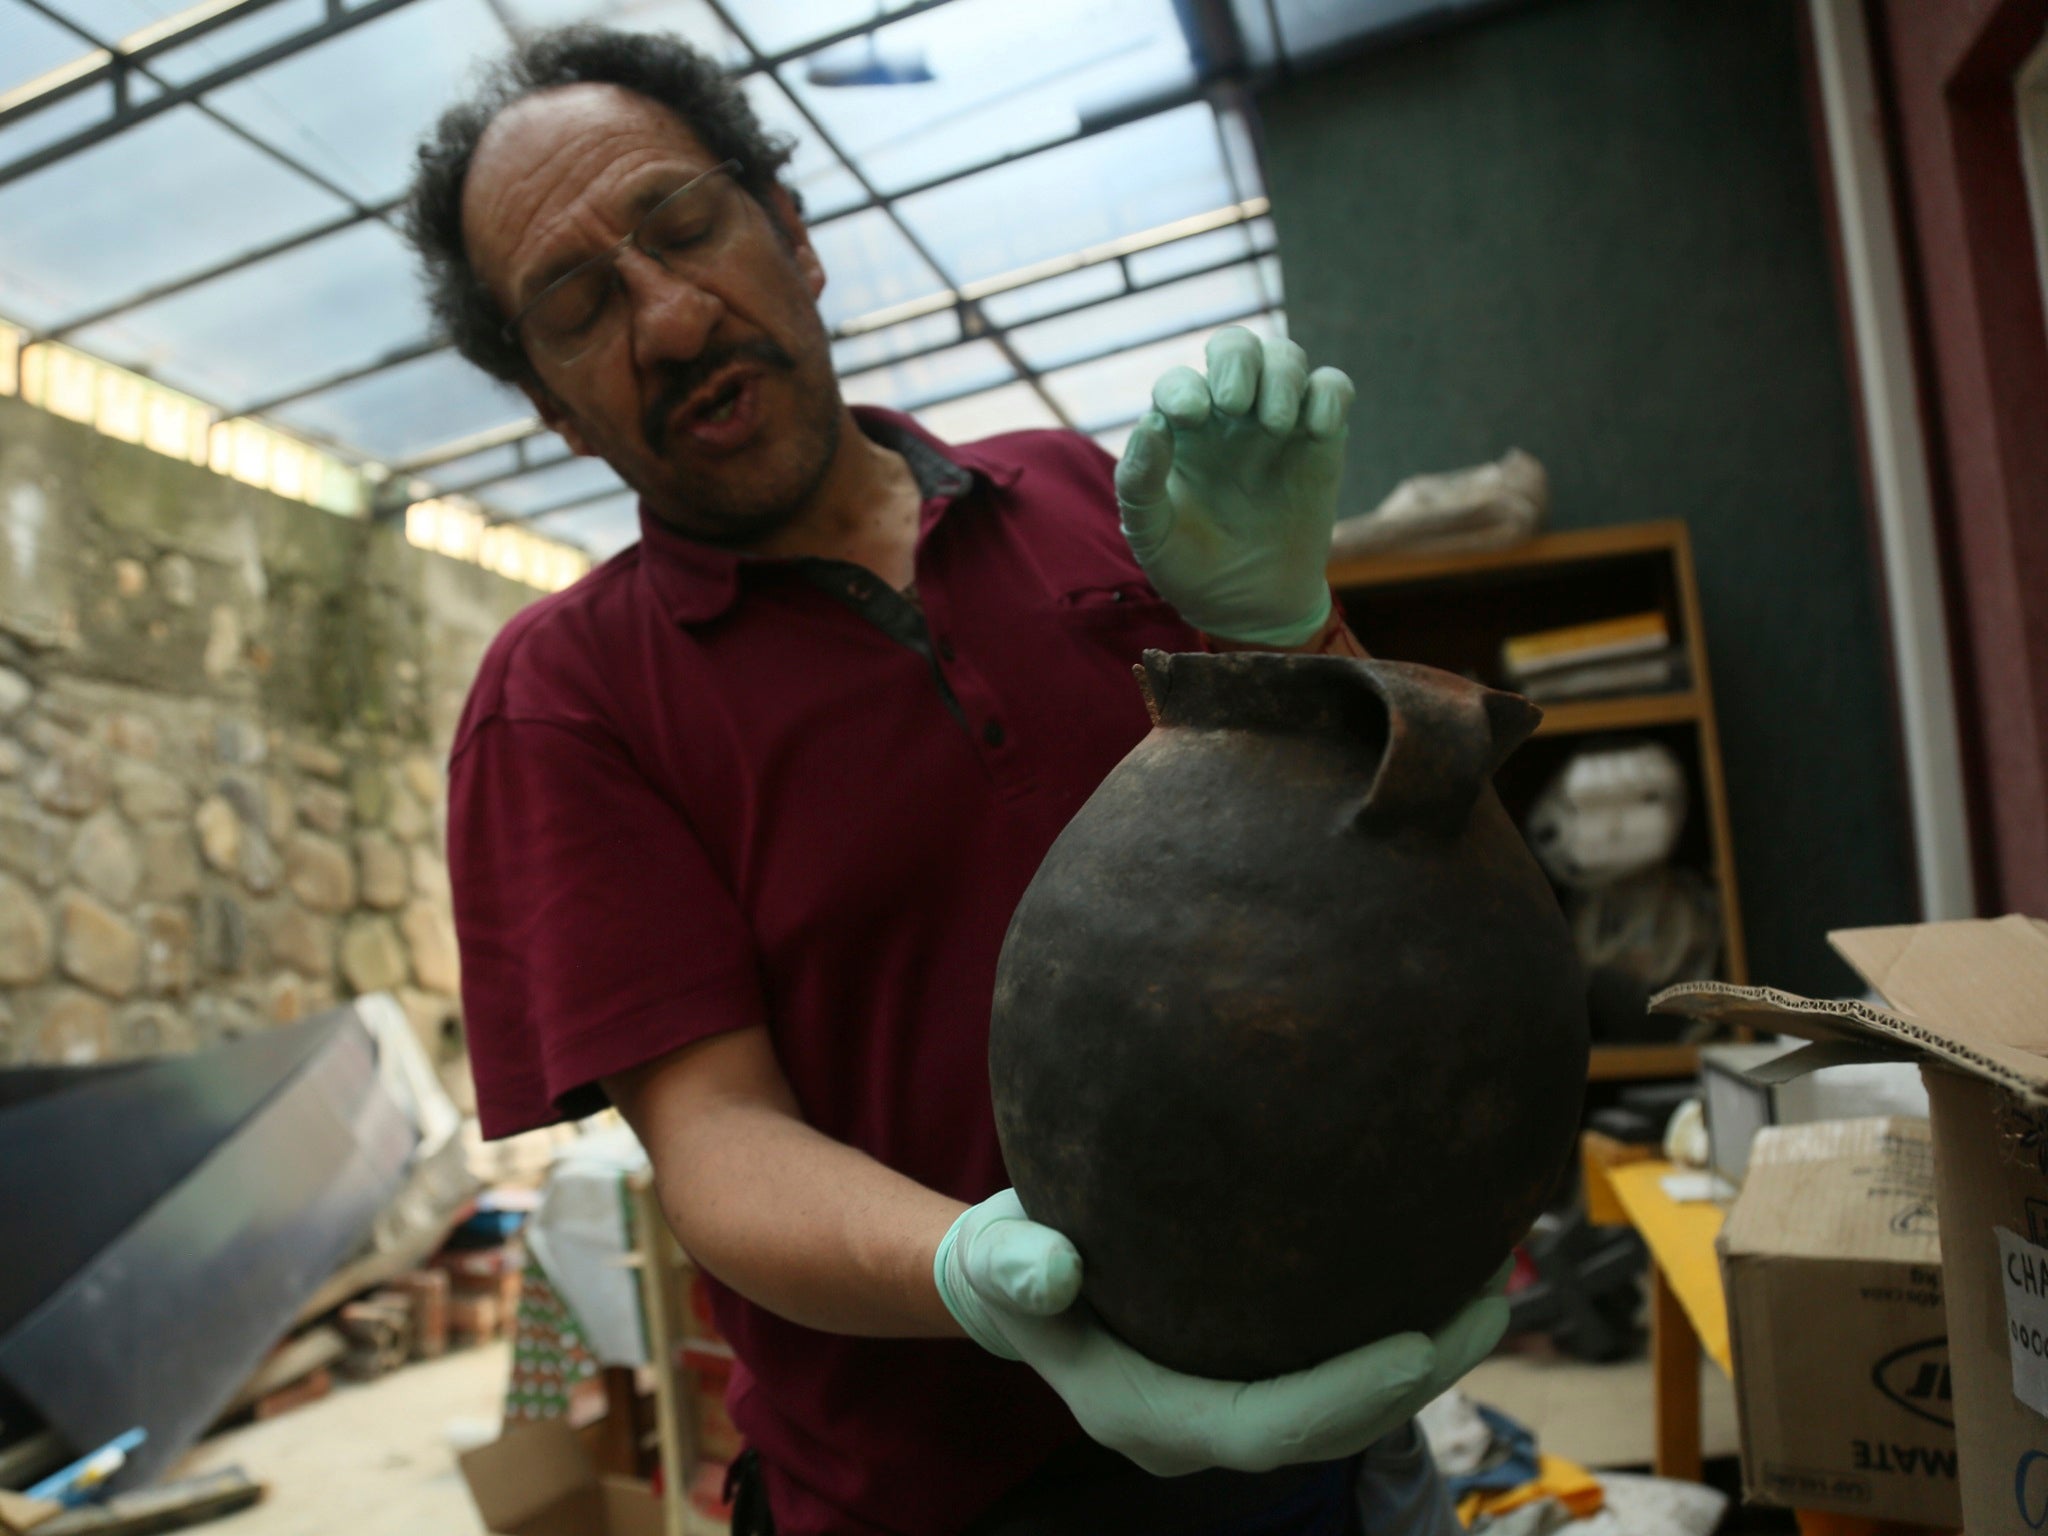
[{"x1": 1659, "y1": 917, "x2": 2048, "y2": 1535}]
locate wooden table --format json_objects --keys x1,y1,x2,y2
[{"x1": 1581, "y1": 1139, "x2": 1731, "y2": 1480}]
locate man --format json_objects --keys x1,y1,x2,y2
[{"x1": 407, "y1": 27, "x2": 1507, "y2": 1536}]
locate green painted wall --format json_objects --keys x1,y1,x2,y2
[{"x1": 1259, "y1": 0, "x2": 1916, "y2": 994}]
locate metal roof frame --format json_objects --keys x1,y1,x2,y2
[
  {"x1": 428, "y1": 196, "x2": 1275, "y2": 505},
  {"x1": 501, "y1": 293, "x2": 1277, "y2": 528},
  {"x1": 0, "y1": 0, "x2": 449, "y2": 190},
  {"x1": 33, "y1": 73, "x2": 1228, "y2": 414},
  {"x1": 1, "y1": 0, "x2": 1278, "y2": 547}
]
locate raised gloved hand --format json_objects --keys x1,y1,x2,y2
[
  {"x1": 1115, "y1": 326, "x2": 1356, "y2": 648},
  {"x1": 934, "y1": 1189, "x2": 1508, "y2": 1477}
]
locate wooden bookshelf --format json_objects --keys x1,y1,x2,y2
[
  {"x1": 1533, "y1": 691, "x2": 1705, "y2": 738},
  {"x1": 1332, "y1": 520, "x2": 1745, "y2": 1082},
  {"x1": 1587, "y1": 1044, "x2": 1701, "y2": 1083},
  {"x1": 1326, "y1": 518, "x2": 1695, "y2": 591}
]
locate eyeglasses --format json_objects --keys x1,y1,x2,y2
[{"x1": 502, "y1": 158, "x2": 744, "y2": 367}]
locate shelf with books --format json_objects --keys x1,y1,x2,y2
[
  {"x1": 1331, "y1": 519, "x2": 1746, "y2": 1013},
  {"x1": 1532, "y1": 691, "x2": 1705, "y2": 738}
]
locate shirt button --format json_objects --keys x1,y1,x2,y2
[
  {"x1": 938, "y1": 638, "x2": 956, "y2": 662},
  {"x1": 983, "y1": 720, "x2": 1006, "y2": 748}
]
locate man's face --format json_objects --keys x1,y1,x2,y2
[{"x1": 463, "y1": 84, "x2": 843, "y2": 546}]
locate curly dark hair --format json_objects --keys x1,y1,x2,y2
[{"x1": 403, "y1": 25, "x2": 798, "y2": 383}]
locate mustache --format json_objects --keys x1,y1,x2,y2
[{"x1": 643, "y1": 339, "x2": 796, "y2": 452}]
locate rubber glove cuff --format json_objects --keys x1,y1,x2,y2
[
  {"x1": 1206, "y1": 585, "x2": 1333, "y2": 650},
  {"x1": 934, "y1": 1189, "x2": 1082, "y2": 1362}
]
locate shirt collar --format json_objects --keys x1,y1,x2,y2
[{"x1": 639, "y1": 405, "x2": 1021, "y2": 625}]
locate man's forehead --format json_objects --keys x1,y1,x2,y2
[
  {"x1": 464, "y1": 83, "x2": 714, "y2": 282},
  {"x1": 475, "y1": 82, "x2": 710, "y2": 174}
]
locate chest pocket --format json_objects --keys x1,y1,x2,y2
[{"x1": 1056, "y1": 581, "x2": 1195, "y2": 646}]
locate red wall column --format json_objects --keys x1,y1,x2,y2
[{"x1": 1871, "y1": 0, "x2": 2048, "y2": 914}]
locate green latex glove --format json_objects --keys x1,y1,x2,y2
[
  {"x1": 934, "y1": 1189, "x2": 1510, "y2": 1477},
  {"x1": 1115, "y1": 326, "x2": 1356, "y2": 648}
]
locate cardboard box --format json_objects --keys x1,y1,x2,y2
[
  {"x1": 1718, "y1": 1116, "x2": 1956, "y2": 1522},
  {"x1": 1701, "y1": 1042, "x2": 1928, "y2": 1184},
  {"x1": 1656, "y1": 916, "x2": 2048, "y2": 1535},
  {"x1": 458, "y1": 1423, "x2": 663, "y2": 1536}
]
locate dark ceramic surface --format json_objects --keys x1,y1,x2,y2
[{"x1": 990, "y1": 650, "x2": 1589, "y2": 1380}]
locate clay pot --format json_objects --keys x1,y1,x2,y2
[{"x1": 990, "y1": 650, "x2": 1588, "y2": 1381}]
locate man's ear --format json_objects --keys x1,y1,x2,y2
[
  {"x1": 521, "y1": 377, "x2": 594, "y2": 457},
  {"x1": 768, "y1": 185, "x2": 825, "y2": 300}
]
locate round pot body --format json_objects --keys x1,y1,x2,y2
[{"x1": 989, "y1": 650, "x2": 1588, "y2": 1381}]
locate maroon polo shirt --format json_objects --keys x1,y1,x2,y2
[{"x1": 448, "y1": 407, "x2": 1202, "y2": 1536}]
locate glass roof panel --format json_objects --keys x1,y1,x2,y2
[
  {"x1": 0, "y1": 77, "x2": 108, "y2": 172},
  {"x1": 37, "y1": 0, "x2": 195, "y2": 38},
  {"x1": 67, "y1": 219, "x2": 431, "y2": 407},
  {"x1": 146, "y1": 0, "x2": 325, "y2": 87},
  {"x1": 496, "y1": 0, "x2": 745, "y2": 62},
  {"x1": 0, "y1": 1, "x2": 96, "y2": 95},
  {"x1": 724, "y1": 0, "x2": 926, "y2": 60},
  {"x1": 805, "y1": 206, "x2": 945, "y2": 331},
  {"x1": 976, "y1": 262, "x2": 1125, "y2": 327},
  {"x1": 199, "y1": 0, "x2": 506, "y2": 204},
  {"x1": 894, "y1": 101, "x2": 1232, "y2": 285},
  {"x1": 0, "y1": 103, "x2": 346, "y2": 330},
  {"x1": 742, "y1": 72, "x2": 864, "y2": 220},
  {"x1": 779, "y1": 0, "x2": 1194, "y2": 196},
  {"x1": 912, "y1": 379, "x2": 1060, "y2": 444},
  {"x1": 1042, "y1": 310, "x2": 1283, "y2": 432},
  {"x1": 1214, "y1": 99, "x2": 1264, "y2": 199},
  {"x1": 1125, "y1": 214, "x2": 1272, "y2": 286},
  {"x1": 1092, "y1": 421, "x2": 1133, "y2": 458},
  {"x1": 1008, "y1": 261, "x2": 1276, "y2": 372},
  {"x1": 423, "y1": 440, "x2": 528, "y2": 491},
  {"x1": 840, "y1": 336, "x2": 1009, "y2": 413},
  {"x1": 481, "y1": 454, "x2": 626, "y2": 517},
  {"x1": 830, "y1": 308, "x2": 957, "y2": 373},
  {"x1": 267, "y1": 348, "x2": 528, "y2": 464},
  {"x1": 527, "y1": 490, "x2": 640, "y2": 557}
]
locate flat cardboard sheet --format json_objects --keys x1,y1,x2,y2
[{"x1": 1653, "y1": 915, "x2": 2048, "y2": 1104}]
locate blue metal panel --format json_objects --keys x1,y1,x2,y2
[{"x1": 0, "y1": 1008, "x2": 416, "y2": 1491}]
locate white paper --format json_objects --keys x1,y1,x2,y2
[
  {"x1": 1996, "y1": 1226, "x2": 2048, "y2": 1417},
  {"x1": 1660, "y1": 1171, "x2": 1736, "y2": 1203},
  {"x1": 1596, "y1": 1472, "x2": 1729, "y2": 1536},
  {"x1": 525, "y1": 1126, "x2": 653, "y2": 1368}
]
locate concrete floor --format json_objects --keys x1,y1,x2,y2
[
  {"x1": 176, "y1": 1344, "x2": 510, "y2": 1536},
  {"x1": 1465, "y1": 1343, "x2": 1741, "y2": 1467},
  {"x1": 173, "y1": 1341, "x2": 1737, "y2": 1535}
]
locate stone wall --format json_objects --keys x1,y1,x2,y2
[{"x1": 0, "y1": 392, "x2": 541, "y2": 1076}]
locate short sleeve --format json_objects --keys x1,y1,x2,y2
[{"x1": 449, "y1": 713, "x2": 767, "y2": 1138}]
